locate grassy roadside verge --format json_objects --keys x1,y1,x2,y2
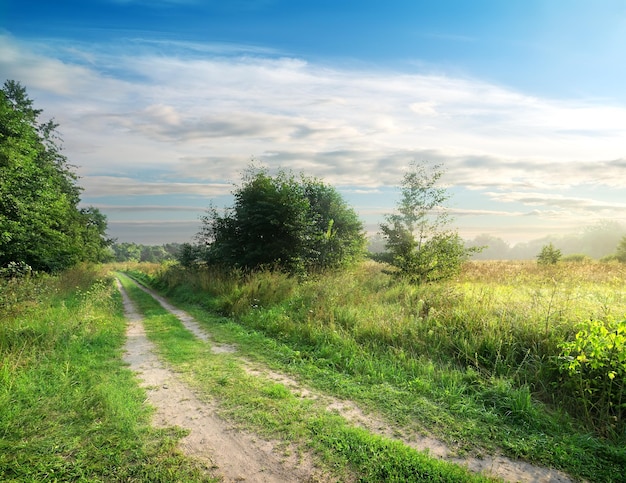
[
  {"x1": 126, "y1": 261, "x2": 626, "y2": 482},
  {"x1": 0, "y1": 266, "x2": 216, "y2": 482},
  {"x1": 117, "y1": 272, "x2": 496, "y2": 482}
]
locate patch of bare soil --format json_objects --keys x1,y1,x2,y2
[
  {"x1": 120, "y1": 278, "x2": 574, "y2": 483},
  {"x1": 242, "y1": 366, "x2": 574, "y2": 483}
]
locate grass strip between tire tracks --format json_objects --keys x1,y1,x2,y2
[
  {"x1": 0, "y1": 267, "x2": 217, "y2": 482},
  {"x1": 118, "y1": 272, "x2": 497, "y2": 482}
]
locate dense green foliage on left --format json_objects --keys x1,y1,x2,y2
[{"x1": 0, "y1": 80, "x2": 112, "y2": 273}]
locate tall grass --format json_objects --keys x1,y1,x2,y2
[
  {"x1": 0, "y1": 265, "x2": 216, "y2": 482},
  {"x1": 130, "y1": 259, "x2": 626, "y2": 481},
  {"x1": 118, "y1": 272, "x2": 494, "y2": 482},
  {"x1": 133, "y1": 261, "x2": 626, "y2": 424}
]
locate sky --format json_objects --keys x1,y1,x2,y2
[{"x1": 2, "y1": 0, "x2": 626, "y2": 245}]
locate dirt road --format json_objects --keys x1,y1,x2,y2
[{"x1": 118, "y1": 277, "x2": 574, "y2": 482}]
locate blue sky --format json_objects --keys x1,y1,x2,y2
[{"x1": 2, "y1": 0, "x2": 626, "y2": 245}]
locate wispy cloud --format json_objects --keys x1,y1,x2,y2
[
  {"x1": 81, "y1": 177, "x2": 232, "y2": 197},
  {"x1": 487, "y1": 192, "x2": 626, "y2": 215},
  {"x1": 91, "y1": 204, "x2": 205, "y2": 213},
  {"x1": 3, "y1": 32, "x2": 626, "y2": 242},
  {"x1": 450, "y1": 208, "x2": 526, "y2": 217}
]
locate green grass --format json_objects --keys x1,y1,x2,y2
[
  {"x1": 0, "y1": 265, "x2": 217, "y2": 482},
  {"x1": 117, "y1": 272, "x2": 495, "y2": 482},
  {"x1": 128, "y1": 260, "x2": 626, "y2": 482}
]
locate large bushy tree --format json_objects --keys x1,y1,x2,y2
[
  {"x1": 380, "y1": 161, "x2": 477, "y2": 283},
  {"x1": 196, "y1": 166, "x2": 365, "y2": 274},
  {"x1": 0, "y1": 80, "x2": 112, "y2": 273}
]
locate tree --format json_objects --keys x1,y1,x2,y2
[
  {"x1": 140, "y1": 245, "x2": 169, "y2": 263},
  {"x1": 300, "y1": 177, "x2": 366, "y2": 269},
  {"x1": 576, "y1": 221, "x2": 625, "y2": 259},
  {"x1": 79, "y1": 207, "x2": 115, "y2": 263},
  {"x1": 196, "y1": 166, "x2": 365, "y2": 274},
  {"x1": 614, "y1": 236, "x2": 626, "y2": 263},
  {"x1": 0, "y1": 80, "x2": 111, "y2": 272},
  {"x1": 537, "y1": 243, "x2": 562, "y2": 265},
  {"x1": 466, "y1": 234, "x2": 510, "y2": 260},
  {"x1": 111, "y1": 242, "x2": 142, "y2": 262},
  {"x1": 379, "y1": 161, "x2": 476, "y2": 283},
  {"x1": 109, "y1": 242, "x2": 180, "y2": 263}
]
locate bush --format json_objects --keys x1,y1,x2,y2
[
  {"x1": 0, "y1": 261, "x2": 33, "y2": 279},
  {"x1": 559, "y1": 317, "x2": 626, "y2": 435},
  {"x1": 177, "y1": 243, "x2": 202, "y2": 268},
  {"x1": 196, "y1": 166, "x2": 366, "y2": 274},
  {"x1": 537, "y1": 243, "x2": 562, "y2": 265}
]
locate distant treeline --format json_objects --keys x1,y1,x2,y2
[
  {"x1": 109, "y1": 242, "x2": 182, "y2": 263},
  {"x1": 466, "y1": 221, "x2": 626, "y2": 260},
  {"x1": 122, "y1": 219, "x2": 626, "y2": 265},
  {"x1": 369, "y1": 220, "x2": 626, "y2": 261}
]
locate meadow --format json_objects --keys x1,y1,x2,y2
[
  {"x1": 2, "y1": 259, "x2": 625, "y2": 481},
  {"x1": 127, "y1": 258, "x2": 626, "y2": 482},
  {"x1": 0, "y1": 265, "x2": 217, "y2": 481}
]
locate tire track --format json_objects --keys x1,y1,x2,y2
[
  {"x1": 119, "y1": 278, "x2": 320, "y2": 482},
  {"x1": 120, "y1": 277, "x2": 575, "y2": 483}
]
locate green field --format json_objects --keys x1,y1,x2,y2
[
  {"x1": 0, "y1": 265, "x2": 217, "y2": 482},
  {"x1": 127, "y1": 259, "x2": 626, "y2": 482},
  {"x1": 2, "y1": 260, "x2": 625, "y2": 481}
]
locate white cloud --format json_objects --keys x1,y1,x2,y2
[
  {"x1": 81, "y1": 176, "x2": 231, "y2": 197},
  {"x1": 409, "y1": 101, "x2": 439, "y2": 116},
  {"x1": 486, "y1": 192, "x2": 626, "y2": 217},
  {"x1": 4, "y1": 33, "x2": 626, "y2": 243},
  {"x1": 0, "y1": 35, "x2": 107, "y2": 96}
]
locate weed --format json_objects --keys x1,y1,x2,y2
[{"x1": 559, "y1": 317, "x2": 626, "y2": 436}]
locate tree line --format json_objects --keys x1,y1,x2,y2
[
  {"x1": 17, "y1": 76, "x2": 623, "y2": 281},
  {"x1": 110, "y1": 242, "x2": 181, "y2": 263},
  {"x1": 465, "y1": 221, "x2": 626, "y2": 261}
]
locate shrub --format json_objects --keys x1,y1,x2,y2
[
  {"x1": 537, "y1": 243, "x2": 562, "y2": 265},
  {"x1": 559, "y1": 317, "x2": 626, "y2": 435},
  {"x1": 0, "y1": 261, "x2": 32, "y2": 279}
]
